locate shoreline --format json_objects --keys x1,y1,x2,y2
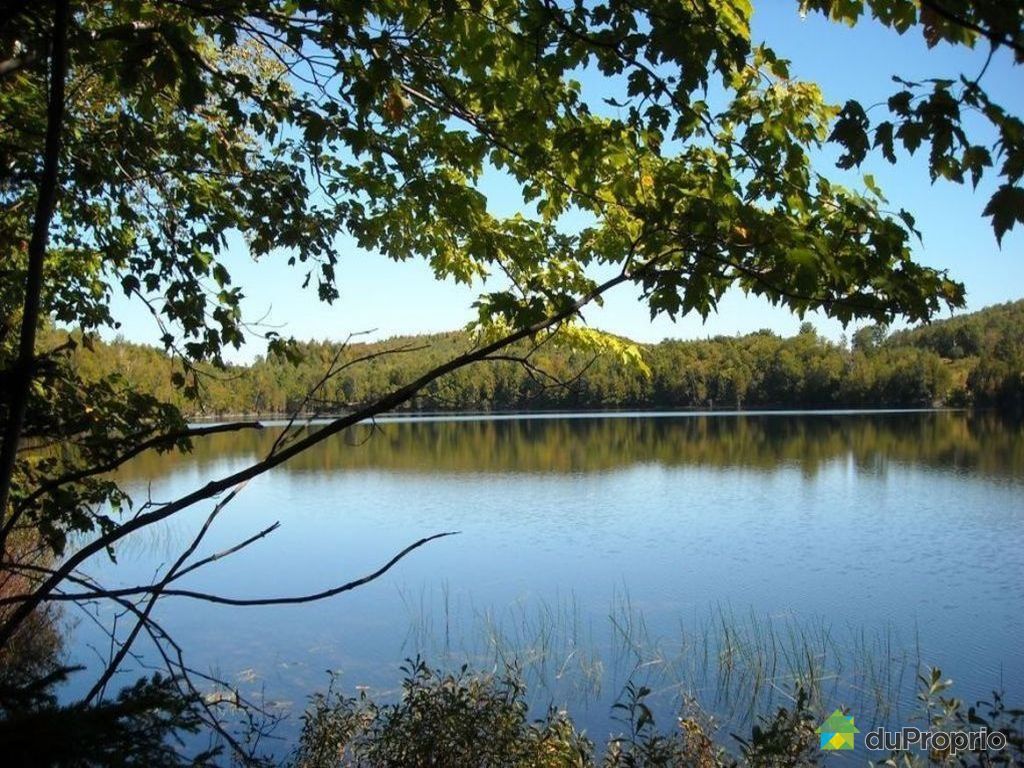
[{"x1": 187, "y1": 405, "x2": 975, "y2": 425}]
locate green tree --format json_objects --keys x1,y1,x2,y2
[
  {"x1": 852, "y1": 324, "x2": 888, "y2": 355},
  {"x1": 0, "y1": 0, "x2": 1019, "y2": 762}
]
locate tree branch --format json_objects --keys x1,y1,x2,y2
[
  {"x1": 7, "y1": 562, "x2": 272, "y2": 763},
  {"x1": 0, "y1": 0, "x2": 69, "y2": 558},
  {"x1": 267, "y1": 338, "x2": 429, "y2": 458},
  {"x1": 0, "y1": 254, "x2": 660, "y2": 646},
  {"x1": 919, "y1": 0, "x2": 1024, "y2": 58},
  {"x1": 136, "y1": 530, "x2": 458, "y2": 607},
  {"x1": 12, "y1": 421, "x2": 265, "y2": 515},
  {"x1": 0, "y1": 52, "x2": 38, "y2": 79},
  {"x1": 82, "y1": 480, "x2": 248, "y2": 705}
]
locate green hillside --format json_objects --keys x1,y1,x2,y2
[
  {"x1": 49, "y1": 300, "x2": 1024, "y2": 416},
  {"x1": 887, "y1": 299, "x2": 1024, "y2": 410}
]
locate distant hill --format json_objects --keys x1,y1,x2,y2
[
  {"x1": 886, "y1": 299, "x2": 1024, "y2": 410},
  {"x1": 47, "y1": 300, "x2": 1024, "y2": 416},
  {"x1": 888, "y1": 299, "x2": 1024, "y2": 359}
]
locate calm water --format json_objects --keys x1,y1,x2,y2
[{"x1": 66, "y1": 411, "x2": 1024, "y2": 758}]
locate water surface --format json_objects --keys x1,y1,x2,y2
[{"x1": 68, "y1": 411, "x2": 1024, "y2": 757}]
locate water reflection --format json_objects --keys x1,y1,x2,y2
[{"x1": 116, "y1": 410, "x2": 1024, "y2": 481}]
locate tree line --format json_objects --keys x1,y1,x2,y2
[
  {"x1": 4, "y1": 0, "x2": 1022, "y2": 760},
  {"x1": 57, "y1": 299, "x2": 1024, "y2": 416}
]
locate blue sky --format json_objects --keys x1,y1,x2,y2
[{"x1": 110, "y1": 3, "x2": 1023, "y2": 360}]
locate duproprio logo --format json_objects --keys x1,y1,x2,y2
[{"x1": 817, "y1": 709, "x2": 860, "y2": 750}]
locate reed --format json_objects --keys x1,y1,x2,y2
[{"x1": 393, "y1": 586, "x2": 916, "y2": 733}]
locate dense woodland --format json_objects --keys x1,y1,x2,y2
[
  {"x1": 3, "y1": 1, "x2": 1024, "y2": 763},
  {"x1": 58, "y1": 299, "x2": 1024, "y2": 416}
]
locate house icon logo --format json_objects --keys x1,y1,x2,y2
[{"x1": 817, "y1": 709, "x2": 860, "y2": 750}]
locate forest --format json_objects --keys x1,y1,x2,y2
[
  {"x1": 60, "y1": 299, "x2": 1024, "y2": 416},
  {"x1": 4, "y1": 0, "x2": 1023, "y2": 764}
]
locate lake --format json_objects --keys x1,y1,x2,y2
[{"x1": 66, "y1": 410, "x2": 1024, "y2": 760}]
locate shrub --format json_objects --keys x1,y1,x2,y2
[{"x1": 293, "y1": 661, "x2": 1023, "y2": 768}]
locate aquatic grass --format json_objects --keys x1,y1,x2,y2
[
  {"x1": 391, "y1": 587, "x2": 918, "y2": 737},
  {"x1": 398, "y1": 585, "x2": 608, "y2": 705}
]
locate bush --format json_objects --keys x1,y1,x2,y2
[
  {"x1": 292, "y1": 660, "x2": 824, "y2": 768},
  {"x1": 292, "y1": 658, "x2": 591, "y2": 768},
  {"x1": 294, "y1": 662, "x2": 1024, "y2": 768}
]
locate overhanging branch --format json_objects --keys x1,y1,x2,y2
[{"x1": 0, "y1": 251, "x2": 661, "y2": 647}]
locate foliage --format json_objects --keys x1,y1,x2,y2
[
  {"x1": 293, "y1": 661, "x2": 1023, "y2": 768},
  {"x1": 2, "y1": 0, "x2": 974, "y2": 378},
  {"x1": 0, "y1": 670, "x2": 218, "y2": 768},
  {"x1": 800, "y1": 0, "x2": 1024, "y2": 244},
  {"x1": 55, "y1": 299, "x2": 1024, "y2": 415},
  {"x1": 292, "y1": 658, "x2": 817, "y2": 768},
  {"x1": 729, "y1": 689, "x2": 820, "y2": 768},
  {"x1": 870, "y1": 667, "x2": 1024, "y2": 767},
  {"x1": 292, "y1": 658, "x2": 592, "y2": 768},
  {"x1": 8, "y1": 338, "x2": 188, "y2": 557},
  {"x1": 1, "y1": 0, "x2": 1021, "y2": 762},
  {"x1": 888, "y1": 300, "x2": 1024, "y2": 411}
]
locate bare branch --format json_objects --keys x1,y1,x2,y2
[
  {"x1": 2, "y1": 530, "x2": 457, "y2": 608},
  {"x1": 29, "y1": 564, "x2": 277, "y2": 763},
  {"x1": 13, "y1": 421, "x2": 265, "y2": 515},
  {"x1": 485, "y1": 351, "x2": 601, "y2": 399},
  {"x1": 83, "y1": 481, "x2": 249, "y2": 705},
  {"x1": 267, "y1": 335, "x2": 429, "y2": 458},
  {"x1": 148, "y1": 530, "x2": 459, "y2": 607},
  {"x1": 170, "y1": 522, "x2": 281, "y2": 583}
]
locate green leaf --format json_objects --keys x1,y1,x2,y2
[
  {"x1": 982, "y1": 184, "x2": 1024, "y2": 246},
  {"x1": 863, "y1": 173, "x2": 887, "y2": 201},
  {"x1": 829, "y1": 101, "x2": 870, "y2": 169}
]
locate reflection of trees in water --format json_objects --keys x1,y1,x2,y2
[
  {"x1": 0, "y1": 535, "x2": 64, "y2": 698},
  {"x1": 115, "y1": 412, "x2": 1024, "y2": 481}
]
